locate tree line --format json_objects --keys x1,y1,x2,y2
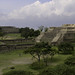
[{"x1": 19, "y1": 27, "x2": 40, "y2": 39}]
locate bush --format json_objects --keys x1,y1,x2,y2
[
  {"x1": 10, "y1": 66, "x2": 15, "y2": 69},
  {"x1": 39, "y1": 67, "x2": 57, "y2": 75},
  {"x1": 55, "y1": 64, "x2": 68, "y2": 75},
  {"x1": 58, "y1": 43, "x2": 74, "y2": 54},
  {"x1": 55, "y1": 64, "x2": 75, "y2": 75},
  {"x1": 62, "y1": 67, "x2": 75, "y2": 75},
  {"x1": 39, "y1": 64, "x2": 75, "y2": 75},
  {"x1": 64, "y1": 56, "x2": 75, "y2": 66},
  {"x1": 30, "y1": 61, "x2": 46, "y2": 70},
  {"x1": 3, "y1": 70, "x2": 34, "y2": 75}
]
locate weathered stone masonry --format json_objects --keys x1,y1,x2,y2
[
  {"x1": 0, "y1": 26, "x2": 19, "y2": 33},
  {"x1": 36, "y1": 24, "x2": 75, "y2": 45}
]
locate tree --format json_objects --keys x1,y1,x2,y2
[
  {"x1": 44, "y1": 27, "x2": 48, "y2": 32},
  {"x1": 20, "y1": 27, "x2": 40, "y2": 38},
  {"x1": 58, "y1": 43, "x2": 74, "y2": 54},
  {"x1": 24, "y1": 42, "x2": 56, "y2": 66},
  {"x1": 0, "y1": 27, "x2": 5, "y2": 39},
  {"x1": 33, "y1": 30, "x2": 40, "y2": 37},
  {"x1": 38, "y1": 26, "x2": 44, "y2": 32},
  {"x1": 24, "y1": 42, "x2": 48, "y2": 62},
  {"x1": 21, "y1": 27, "x2": 30, "y2": 39},
  {"x1": 49, "y1": 46, "x2": 57, "y2": 60},
  {"x1": 29, "y1": 28, "x2": 34, "y2": 37}
]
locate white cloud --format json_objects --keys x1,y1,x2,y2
[{"x1": 0, "y1": 0, "x2": 75, "y2": 28}]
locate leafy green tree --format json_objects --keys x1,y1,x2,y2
[
  {"x1": 58, "y1": 43, "x2": 74, "y2": 54},
  {"x1": 29, "y1": 28, "x2": 34, "y2": 37},
  {"x1": 19, "y1": 28, "x2": 24, "y2": 33},
  {"x1": 0, "y1": 32, "x2": 4, "y2": 37},
  {"x1": 50, "y1": 48, "x2": 56, "y2": 60},
  {"x1": 38, "y1": 25, "x2": 44, "y2": 32},
  {"x1": 33, "y1": 30, "x2": 40, "y2": 37},
  {"x1": 0, "y1": 27, "x2": 5, "y2": 39},
  {"x1": 44, "y1": 27, "x2": 48, "y2": 32},
  {"x1": 21, "y1": 27, "x2": 30, "y2": 39},
  {"x1": 24, "y1": 42, "x2": 49, "y2": 62},
  {"x1": 24, "y1": 42, "x2": 56, "y2": 66},
  {"x1": 20, "y1": 27, "x2": 40, "y2": 38}
]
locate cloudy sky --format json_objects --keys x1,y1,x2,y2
[{"x1": 0, "y1": 0, "x2": 75, "y2": 29}]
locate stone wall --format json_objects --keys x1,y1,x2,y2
[
  {"x1": 0, "y1": 38, "x2": 35, "y2": 44},
  {"x1": 0, "y1": 38, "x2": 35, "y2": 52},
  {"x1": 0, "y1": 26, "x2": 19, "y2": 33},
  {"x1": 0, "y1": 44, "x2": 34, "y2": 52},
  {"x1": 38, "y1": 24, "x2": 75, "y2": 45}
]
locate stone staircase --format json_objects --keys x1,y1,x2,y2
[
  {"x1": 35, "y1": 32, "x2": 44, "y2": 42},
  {"x1": 35, "y1": 27, "x2": 67, "y2": 45},
  {"x1": 40, "y1": 28, "x2": 60, "y2": 44},
  {"x1": 51, "y1": 28, "x2": 67, "y2": 45},
  {"x1": 51, "y1": 32, "x2": 61, "y2": 43}
]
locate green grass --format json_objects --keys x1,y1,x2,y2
[
  {"x1": 0, "y1": 33, "x2": 23, "y2": 40},
  {"x1": 0, "y1": 49, "x2": 31, "y2": 67},
  {"x1": 0, "y1": 46, "x2": 72, "y2": 75},
  {"x1": 49, "y1": 54, "x2": 72, "y2": 65},
  {"x1": 1, "y1": 51, "x2": 71, "y2": 75},
  {"x1": 6, "y1": 33, "x2": 21, "y2": 37},
  {"x1": 0, "y1": 42, "x2": 5, "y2": 45},
  {"x1": 0, "y1": 33, "x2": 35, "y2": 45},
  {"x1": 3, "y1": 64, "x2": 39, "y2": 75},
  {"x1": 0, "y1": 49, "x2": 38, "y2": 75}
]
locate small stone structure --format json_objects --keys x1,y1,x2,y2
[
  {"x1": 36, "y1": 24, "x2": 75, "y2": 45},
  {"x1": 0, "y1": 26, "x2": 19, "y2": 33}
]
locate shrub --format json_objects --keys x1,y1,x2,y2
[
  {"x1": 55, "y1": 64, "x2": 75, "y2": 75},
  {"x1": 55, "y1": 64, "x2": 68, "y2": 75},
  {"x1": 62, "y1": 67, "x2": 75, "y2": 75},
  {"x1": 3, "y1": 70, "x2": 34, "y2": 75},
  {"x1": 30, "y1": 61, "x2": 46, "y2": 70},
  {"x1": 39, "y1": 64, "x2": 75, "y2": 75},
  {"x1": 39, "y1": 67, "x2": 57, "y2": 75},
  {"x1": 10, "y1": 66, "x2": 15, "y2": 69},
  {"x1": 58, "y1": 43, "x2": 74, "y2": 54},
  {"x1": 64, "y1": 56, "x2": 75, "y2": 66}
]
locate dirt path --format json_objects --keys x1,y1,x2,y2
[
  {"x1": 11, "y1": 57, "x2": 33, "y2": 64},
  {"x1": 0, "y1": 65, "x2": 14, "y2": 75},
  {"x1": 0, "y1": 67, "x2": 5, "y2": 75}
]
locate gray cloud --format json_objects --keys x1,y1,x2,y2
[{"x1": 0, "y1": 0, "x2": 75, "y2": 29}]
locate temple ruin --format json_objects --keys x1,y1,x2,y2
[
  {"x1": 0, "y1": 26, "x2": 19, "y2": 34},
  {"x1": 36, "y1": 24, "x2": 75, "y2": 45}
]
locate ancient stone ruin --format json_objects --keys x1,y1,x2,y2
[
  {"x1": 36, "y1": 24, "x2": 75, "y2": 45},
  {"x1": 0, "y1": 26, "x2": 19, "y2": 34}
]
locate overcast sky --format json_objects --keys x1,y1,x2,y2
[{"x1": 0, "y1": 0, "x2": 75, "y2": 29}]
